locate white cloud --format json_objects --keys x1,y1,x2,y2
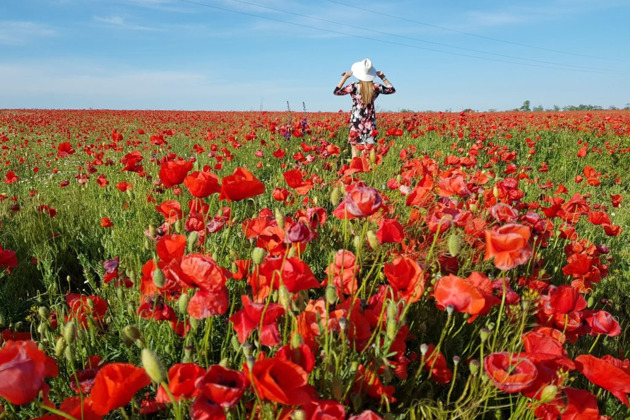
[
  {"x1": 0, "y1": 21, "x2": 56, "y2": 45},
  {"x1": 93, "y1": 15, "x2": 156, "y2": 31}
]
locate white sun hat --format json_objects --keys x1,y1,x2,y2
[{"x1": 351, "y1": 58, "x2": 377, "y2": 82}]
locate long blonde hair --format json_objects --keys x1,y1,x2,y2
[{"x1": 359, "y1": 81, "x2": 375, "y2": 105}]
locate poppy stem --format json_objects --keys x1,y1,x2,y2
[{"x1": 36, "y1": 403, "x2": 79, "y2": 420}]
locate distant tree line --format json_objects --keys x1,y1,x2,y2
[{"x1": 517, "y1": 100, "x2": 630, "y2": 112}]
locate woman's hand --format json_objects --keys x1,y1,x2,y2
[
  {"x1": 341, "y1": 71, "x2": 352, "y2": 78},
  {"x1": 376, "y1": 71, "x2": 386, "y2": 79}
]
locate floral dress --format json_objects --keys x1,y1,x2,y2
[{"x1": 334, "y1": 82, "x2": 396, "y2": 144}]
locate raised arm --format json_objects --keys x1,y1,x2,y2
[
  {"x1": 334, "y1": 71, "x2": 354, "y2": 95},
  {"x1": 376, "y1": 71, "x2": 395, "y2": 94}
]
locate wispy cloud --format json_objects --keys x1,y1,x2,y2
[
  {"x1": 0, "y1": 21, "x2": 56, "y2": 45},
  {"x1": 93, "y1": 15, "x2": 156, "y2": 31}
]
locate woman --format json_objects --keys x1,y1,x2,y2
[{"x1": 334, "y1": 58, "x2": 395, "y2": 157}]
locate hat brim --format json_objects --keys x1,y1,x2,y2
[{"x1": 351, "y1": 61, "x2": 377, "y2": 82}]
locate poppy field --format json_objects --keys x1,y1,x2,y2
[{"x1": 1, "y1": 108, "x2": 630, "y2": 419}]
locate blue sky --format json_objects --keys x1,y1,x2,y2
[{"x1": 1, "y1": 0, "x2": 629, "y2": 111}]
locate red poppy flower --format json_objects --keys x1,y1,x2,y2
[
  {"x1": 56, "y1": 141, "x2": 75, "y2": 157},
  {"x1": 159, "y1": 159, "x2": 193, "y2": 187},
  {"x1": 184, "y1": 171, "x2": 221, "y2": 198},
  {"x1": 384, "y1": 256, "x2": 426, "y2": 303},
  {"x1": 575, "y1": 354, "x2": 630, "y2": 406},
  {"x1": 0, "y1": 340, "x2": 58, "y2": 405},
  {"x1": 101, "y1": 217, "x2": 114, "y2": 227},
  {"x1": 483, "y1": 223, "x2": 532, "y2": 270},
  {"x1": 90, "y1": 363, "x2": 151, "y2": 415},
  {"x1": 275, "y1": 343, "x2": 316, "y2": 373},
  {"x1": 244, "y1": 355, "x2": 315, "y2": 405},
  {"x1": 334, "y1": 182, "x2": 383, "y2": 219},
  {"x1": 4, "y1": 171, "x2": 18, "y2": 184},
  {"x1": 194, "y1": 365, "x2": 247, "y2": 408},
  {"x1": 348, "y1": 410, "x2": 385, "y2": 420},
  {"x1": 433, "y1": 274, "x2": 485, "y2": 316},
  {"x1": 155, "y1": 200, "x2": 183, "y2": 223},
  {"x1": 283, "y1": 169, "x2": 313, "y2": 195},
  {"x1": 583, "y1": 309, "x2": 621, "y2": 337},
  {"x1": 219, "y1": 167, "x2": 265, "y2": 202},
  {"x1": 230, "y1": 295, "x2": 285, "y2": 347},
  {"x1": 156, "y1": 363, "x2": 205, "y2": 403},
  {"x1": 66, "y1": 293, "x2": 108, "y2": 328},
  {"x1": 0, "y1": 245, "x2": 17, "y2": 272},
  {"x1": 424, "y1": 344, "x2": 453, "y2": 385},
  {"x1": 324, "y1": 249, "x2": 359, "y2": 295},
  {"x1": 257, "y1": 256, "x2": 319, "y2": 294},
  {"x1": 187, "y1": 288, "x2": 229, "y2": 319},
  {"x1": 376, "y1": 218, "x2": 405, "y2": 244},
  {"x1": 115, "y1": 181, "x2": 132, "y2": 192},
  {"x1": 121, "y1": 151, "x2": 144, "y2": 173},
  {"x1": 156, "y1": 234, "x2": 187, "y2": 263},
  {"x1": 484, "y1": 352, "x2": 538, "y2": 393},
  {"x1": 302, "y1": 399, "x2": 346, "y2": 419}
]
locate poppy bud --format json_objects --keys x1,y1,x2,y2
[
  {"x1": 468, "y1": 359, "x2": 480, "y2": 376},
  {"x1": 183, "y1": 345, "x2": 193, "y2": 363},
  {"x1": 338, "y1": 317, "x2": 349, "y2": 332},
  {"x1": 587, "y1": 295, "x2": 595, "y2": 308},
  {"x1": 353, "y1": 235, "x2": 362, "y2": 252},
  {"x1": 153, "y1": 267, "x2": 165, "y2": 288},
  {"x1": 492, "y1": 185, "x2": 499, "y2": 198},
  {"x1": 420, "y1": 343, "x2": 429, "y2": 356},
  {"x1": 480, "y1": 327, "x2": 491, "y2": 343},
  {"x1": 64, "y1": 346, "x2": 74, "y2": 363},
  {"x1": 245, "y1": 356, "x2": 255, "y2": 370},
  {"x1": 539, "y1": 385, "x2": 558, "y2": 403},
  {"x1": 187, "y1": 231, "x2": 199, "y2": 253},
  {"x1": 174, "y1": 219, "x2": 183, "y2": 234},
  {"x1": 242, "y1": 342, "x2": 253, "y2": 358},
  {"x1": 274, "y1": 208, "x2": 285, "y2": 229},
  {"x1": 278, "y1": 285, "x2": 291, "y2": 311},
  {"x1": 292, "y1": 410, "x2": 306, "y2": 420},
  {"x1": 386, "y1": 317, "x2": 398, "y2": 343},
  {"x1": 369, "y1": 148, "x2": 376, "y2": 164},
  {"x1": 143, "y1": 237, "x2": 151, "y2": 250},
  {"x1": 332, "y1": 376, "x2": 343, "y2": 400},
  {"x1": 453, "y1": 355, "x2": 461, "y2": 365},
  {"x1": 446, "y1": 304, "x2": 455, "y2": 317},
  {"x1": 55, "y1": 337, "x2": 66, "y2": 357},
  {"x1": 287, "y1": 246, "x2": 297, "y2": 258},
  {"x1": 38, "y1": 306, "x2": 50, "y2": 320},
  {"x1": 252, "y1": 247, "x2": 265, "y2": 265},
  {"x1": 178, "y1": 293, "x2": 190, "y2": 314},
  {"x1": 447, "y1": 233, "x2": 461, "y2": 257},
  {"x1": 63, "y1": 321, "x2": 76, "y2": 344},
  {"x1": 366, "y1": 230, "x2": 379, "y2": 250},
  {"x1": 37, "y1": 322, "x2": 47, "y2": 335},
  {"x1": 325, "y1": 285, "x2": 337, "y2": 305},
  {"x1": 387, "y1": 300, "x2": 398, "y2": 321},
  {"x1": 123, "y1": 325, "x2": 142, "y2": 342},
  {"x1": 330, "y1": 186, "x2": 341, "y2": 207},
  {"x1": 142, "y1": 348, "x2": 167, "y2": 383},
  {"x1": 189, "y1": 317, "x2": 198, "y2": 330},
  {"x1": 149, "y1": 224, "x2": 157, "y2": 238},
  {"x1": 291, "y1": 333, "x2": 303, "y2": 349}
]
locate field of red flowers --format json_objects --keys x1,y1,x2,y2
[{"x1": 0, "y1": 109, "x2": 629, "y2": 419}]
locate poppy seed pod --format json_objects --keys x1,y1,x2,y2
[
  {"x1": 251, "y1": 247, "x2": 265, "y2": 265},
  {"x1": 152, "y1": 267, "x2": 165, "y2": 288},
  {"x1": 178, "y1": 293, "x2": 190, "y2": 314},
  {"x1": 63, "y1": 321, "x2": 76, "y2": 344},
  {"x1": 141, "y1": 348, "x2": 167, "y2": 383},
  {"x1": 186, "y1": 231, "x2": 199, "y2": 253},
  {"x1": 330, "y1": 186, "x2": 341, "y2": 207}
]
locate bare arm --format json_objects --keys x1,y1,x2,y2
[
  {"x1": 337, "y1": 71, "x2": 352, "y2": 88},
  {"x1": 377, "y1": 71, "x2": 393, "y2": 87}
]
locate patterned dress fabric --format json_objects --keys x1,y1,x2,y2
[{"x1": 334, "y1": 82, "x2": 396, "y2": 144}]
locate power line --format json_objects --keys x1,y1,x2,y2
[
  {"x1": 325, "y1": 0, "x2": 627, "y2": 63},
  {"x1": 176, "y1": 0, "x2": 627, "y2": 75},
  {"x1": 220, "y1": 0, "x2": 619, "y2": 73}
]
